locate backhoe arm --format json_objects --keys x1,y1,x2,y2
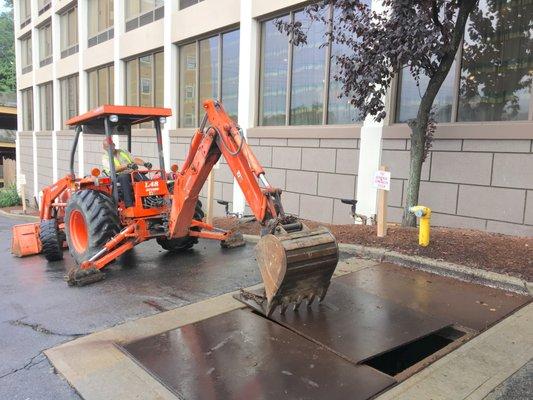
[
  {"x1": 169, "y1": 99, "x2": 338, "y2": 317},
  {"x1": 168, "y1": 100, "x2": 281, "y2": 238}
]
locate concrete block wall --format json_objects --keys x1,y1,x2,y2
[
  {"x1": 247, "y1": 137, "x2": 359, "y2": 224},
  {"x1": 131, "y1": 131, "x2": 161, "y2": 168},
  {"x1": 84, "y1": 134, "x2": 105, "y2": 171},
  {"x1": 18, "y1": 132, "x2": 35, "y2": 204},
  {"x1": 382, "y1": 138, "x2": 533, "y2": 236},
  {"x1": 36, "y1": 132, "x2": 54, "y2": 188},
  {"x1": 57, "y1": 131, "x2": 76, "y2": 178}
]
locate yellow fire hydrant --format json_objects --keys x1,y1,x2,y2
[{"x1": 409, "y1": 206, "x2": 431, "y2": 247}]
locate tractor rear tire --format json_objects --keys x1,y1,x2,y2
[
  {"x1": 157, "y1": 201, "x2": 205, "y2": 252},
  {"x1": 64, "y1": 190, "x2": 121, "y2": 265},
  {"x1": 40, "y1": 219, "x2": 64, "y2": 261}
]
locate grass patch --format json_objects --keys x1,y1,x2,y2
[{"x1": 0, "y1": 184, "x2": 22, "y2": 208}]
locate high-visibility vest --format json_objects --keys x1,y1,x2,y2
[{"x1": 102, "y1": 149, "x2": 134, "y2": 173}]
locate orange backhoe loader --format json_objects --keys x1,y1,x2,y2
[{"x1": 11, "y1": 100, "x2": 338, "y2": 315}]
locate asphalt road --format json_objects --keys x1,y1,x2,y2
[
  {"x1": 1, "y1": 214, "x2": 528, "y2": 400},
  {"x1": 0, "y1": 214, "x2": 261, "y2": 400}
]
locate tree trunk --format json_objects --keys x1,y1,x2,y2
[
  {"x1": 403, "y1": 124, "x2": 425, "y2": 226},
  {"x1": 401, "y1": 0, "x2": 477, "y2": 227}
]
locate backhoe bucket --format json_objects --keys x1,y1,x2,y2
[
  {"x1": 11, "y1": 223, "x2": 42, "y2": 257},
  {"x1": 256, "y1": 226, "x2": 338, "y2": 316}
]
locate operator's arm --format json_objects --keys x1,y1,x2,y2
[{"x1": 115, "y1": 163, "x2": 130, "y2": 173}]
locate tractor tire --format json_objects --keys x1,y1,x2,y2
[
  {"x1": 64, "y1": 190, "x2": 121, "y2": 265},
  {"x1": 39, "y1": 219, "x2": 64, "y2": 261},
  {"x1": 157, "y1": 201, "x2": 205, "y2": 252}
]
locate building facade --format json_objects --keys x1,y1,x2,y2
[{"x1": 14, "y1": 0, "x2": 533, "y2": 236}]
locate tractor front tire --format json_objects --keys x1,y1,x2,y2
[
  {"x1": 40, "y1": 219, "x2": 64, "y2": 261},
  {"x1": 64, "y1": 190, "x2": 121, "y2": 265},
  {"x1": 157, "y1": 201, "x2": 204, "y2": 252}
]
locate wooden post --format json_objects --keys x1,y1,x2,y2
[
  {"x1": 206, "y1": 171, "x2": 215, "y2": 225},
  {"x1": 376, "y1": 165, "x2": 389, "y2": 237},
  {"x1": 21, "y1": 183, "x2": 27, "y2": 214}
]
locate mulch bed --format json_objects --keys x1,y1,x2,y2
[{"x1": 214, "y1": 217, "x2": 532, "y2": 282}]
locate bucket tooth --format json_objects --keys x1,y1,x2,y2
[
  {"x1": 256, "y1": 225, "x2": 338, "y2": 315},
  {"x1": 307, "y1": 294, "x2": 316, "y2": 307},
  {"x1": 293, "y1": 296, "x2": 304, "y2": 311}
]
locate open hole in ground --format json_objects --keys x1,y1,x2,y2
[{"x1": 362, "y1": 326, "x2": 468, "y2": 378}]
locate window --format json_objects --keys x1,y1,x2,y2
[
  {"x1": 259, "y1": 17, "x2": 288, "y2": 126},
  {"x1": 60, "y1": 6, "x2": 78, "y2": 58},
  {"x1": 179, "y1": 0, "x2": 203, "y2": 10},
  {"x1": 458, "y1": 0, "x2": 532, "y2": 122},
  {"x1": 88, "y1": 0, "x2": 114, "y2": 47},
  {"x1": 328, "y1": 39, "x2": 362, "y2": 124},
  {"x1": 39, "y1": 82, "x2": 54, "y2": 131},
  {"x1": 221, "y1": 30, "x2": 240, "y2": 121},
  {"x1": 199, "y1": 37, "x2": 219, "y2": 107},
  {"x1": 21, "y1": 88, "x2": 34, "y2": 131},
  {"x1": 125, "y1": 51, "x2": 164, "y2": 126},
  {"x1": 19, "y1": 0, "x2": 31, "y2": 28},
  {"x1": 395, "y1": 0, "x2": 532, "y2": 124},
  {"x1": 396, "y1": 64, "x2": 456, "y2": 123},
  {"x1": 39, "y1": 22, "x2": 53, "y2": 67},
  {"x1": 125, "y1": 0, "x2": 164, "y2": 31},
  {"x1": 88, "y1": 64, "x2": 114, "y2": 109},
  {"x1": 20, "y1": 35, "x2": 32, "y2": 74},
  {"x1": 290, "y1": 10, "x2": 327, "y2": 125},
  {"x1": 179, "y1": 29, "x2": 240, "y2": 127},
  {"x1": 179, "y1": 43, "x2": 197, "y2": 127},
  {"x1": 38, "y1": 0, "x2": 51, "y2": 15},
  {"x1": 60, "y1": 75, "x2": 79, "y2": 129},
  {"x1": 259, "y1": 7, "x2": 363, "y2": 126}
]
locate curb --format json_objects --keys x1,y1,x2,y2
[
  {"x1": 0, "y1": 209, "x2": 39, "y2": 221},
  {"x1": 241, "y1": 234, "x2": 531, "y2": 296},
  {"x1": 338, "y1": 242, "x2": 531, "y2": 296}
]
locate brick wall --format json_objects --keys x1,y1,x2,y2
[
  {"x1": 382, "y1": 138, "x2": 533, "y2": 236},
  {"x1": 131, "y1": 131, "x2": 160, "y2": 167},
  {"x1": 18, "y1": 132, "x2": 35, "y2": 206},
  {"x1": 246, "y1": 137, "x2": 359, "y2": 224},
  {"x1": 57, "y1": 131, "x2": 76, "y2": 178},
  {"x1": 36, "y1": 132, "x2": 53, "y2": 188},
  {"x1": 83, "y1": 134, "x2": 104, "y2": 171},
  {"x1": 170, "y1": 135, "x2": 360, "y2": 221}
]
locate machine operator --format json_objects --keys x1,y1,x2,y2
[{"x1": 102, "y1": 138, "x2": 152, "y2": 207}]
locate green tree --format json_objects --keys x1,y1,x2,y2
[{"x1": 0, "y1": 0, "x2": 15, "y2": 93}]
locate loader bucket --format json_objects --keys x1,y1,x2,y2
[
  {"x1": 256, "y1": 225, "x2": 338, "y2": 316},
  {"x1": 11, "y1": 223, "x2": 42, "y2": 257}
]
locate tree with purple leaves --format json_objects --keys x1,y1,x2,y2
[{"x1": 277, "y1": 0, "x2": 479, "y2": 226}]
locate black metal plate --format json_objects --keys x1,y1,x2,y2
[
  {"x1": 335, "y1": 263, "x2": 531, "y2": 332},
  {"x1": 238, "y1": 281, "x2": 450, "y2": 364},
  {"x1": 122, "y1": 309, "x2": 395, "y2": 400}
]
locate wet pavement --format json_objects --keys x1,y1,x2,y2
[
  {"x1": 1, "y1": 213, "x2": 530, "y2": 400},
  {"x1": 0, "y1": 215, "x2": 261, "y2": 400}
]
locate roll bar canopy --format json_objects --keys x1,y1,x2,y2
[{"x1": 67, "y1": 105, "x2": 172, "y2": 204}]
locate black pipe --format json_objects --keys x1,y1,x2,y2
[
  {"x1": 154, "y1": 117, "x2": 166, "y2": 173},
  {"x1": 69, "y1": 125, "x2": 82, "y2": 178},
  {"x1": 104, "y1": 117, "x2": 119, "y2": 204}
]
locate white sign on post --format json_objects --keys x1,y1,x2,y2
[{"x1": 373, "y1": 170, "x2": 391, "y2": 191}]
